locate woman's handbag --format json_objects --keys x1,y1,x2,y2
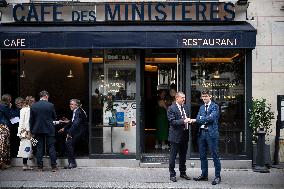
[{"x1": 18, "y1": 139, "x2": 33, "y2": 158}]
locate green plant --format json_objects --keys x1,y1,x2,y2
[{"x1": 249, "y1": 98, "x2": 274, "y2": 143}]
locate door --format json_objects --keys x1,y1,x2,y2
[{"x1": 141, "y1": 49, "x2": 181, "y2": 161}]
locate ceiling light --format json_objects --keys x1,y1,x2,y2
[
  {"x1": 67, "y1": 69, "x2": 74, "y2": 78},
  {"x1": 20, "y1": 70, "x2": 26, "y2": 78}
]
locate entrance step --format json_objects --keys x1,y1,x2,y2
[
  {"x1": 11, "y1": 158, "x2": 252, "y2": 169},
  {"x1": 141, "y1": 154, "x2": 171, "y2": 164},
  {"x1": 11, "y1": 158, "x2": 140, "y2": 168}
]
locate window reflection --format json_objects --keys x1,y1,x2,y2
[
  {"x1": 91, "y1": 49, "x2": 136, "y2": 155},
  {"x1": 190, "y1": 49, "x2": 246, "y2": 156}
]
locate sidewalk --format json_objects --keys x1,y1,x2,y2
[{"x1": 1, "y1": 167, "x2": 284, "y2": 189}]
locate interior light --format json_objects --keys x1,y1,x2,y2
[
  {"x1": 20, "y1": 70, "x2": 26, "y2": 78},
  {"x1": 67, "y1": 69, "x2": 74, "y2": 78}
]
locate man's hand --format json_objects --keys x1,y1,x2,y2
[
  {"x1": 59, "y1": 119, "x2": 69, "y2": 124},
  {"x1": 189, "y1": 119, "x2": 196, "y2": 124},
  {"x1": 66, "y1": 134, "x2": 72, "y2": 141},
  {"x1": 184, "y1": 118, "x2": 191, "y2": 124},
  {"x1": 58, "y1": 128, "x2": 64, "y2": 133}
]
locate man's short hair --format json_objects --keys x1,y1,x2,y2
[
  {"x1": 70, "y1": 99, "x2": 81, "y2": 107},
  {"x1": 201, "y1": 90, "x2": 211, "y2": 96},
  {"x1": 1, "y1": 94, "x2": 11, "y2": 105},
  {"x1": 175, "y1": 91, "x2": 185, "y2": 99},
  {"x1": 39, "y1": 90, "x2": 49, "y2": 98}
]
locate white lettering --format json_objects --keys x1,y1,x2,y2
[
  {"x1": 182, "y1": 38, "x2": 237, "y2": 46},
  {"x1": 3, "y1": 38, "x2": 26, "y2": 47},
  {"x1": 182, "y1": 38, "x2": 187, "y2": 46},
  {"x1": 208, "y1": 39, "x2": 214, "y2": 46},
  {"x1": 221, "y1": 39, "x2": 227, "y2": 45},
  {"x1": 215, "y1": 39, "x2": 220, "y2": 45},
  {"x1": 4, "y1": 39, "x2": 10, "y2": 46},
  {"x1": 203, "y1": 39, "x2": 208, "y2": 46}
]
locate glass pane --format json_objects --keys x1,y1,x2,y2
[
  {"x1": 18, "y1": 49, "x2": 89, "y2": 156},
  {"x1": 190, "y1": 49, "x2": 246, "y2": 156},
  {"x1": 91, "y1": 49, "x2": 136, "y2": 155}
]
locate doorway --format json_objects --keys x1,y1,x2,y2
[{"x1": 143, "y1": 49, "x2": 179, "y2": 156}]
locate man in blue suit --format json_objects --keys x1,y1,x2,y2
[
  {"x1": 167, "y1": 91, "x2": 191, "y2": 182},
  {"x1": 191, "y1": 90, "x2": 221, "y2": 185}
]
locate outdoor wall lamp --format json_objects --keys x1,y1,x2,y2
[
  {"x1": 237, "y1": 0, "x2": 249, "y2": 6},
  {"x1": 0, "y1": 0, "x2": 7, "y2": 7}
]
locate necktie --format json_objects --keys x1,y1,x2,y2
[
  {"x1": 181, "y1": 106, "x2": 188, "y2": 130},
  {"x1": 181, "y1": 105, "x2": 185, "y2": 118},
  {"x1": 205, "y1": 105, "x2": 208, "y2": 115}
]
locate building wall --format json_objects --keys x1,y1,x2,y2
[{"x1": 249, "y1": 0, "x2": 284, "y2": 150}]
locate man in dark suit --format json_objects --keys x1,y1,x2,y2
[
  {"x1": 30, "y1": 90, "x2": 57, "y2": 171},
  {"x1": 167, "y1": 91, "x2": 191, "y2": 182},
  {"x1": 191, "y1": 90, "x2": 221, "y2": 185},
  {"x1": 59, "y1": 99, "x2": 87, "y2": 169}
]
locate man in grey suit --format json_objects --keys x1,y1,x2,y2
[
  {"x1": 167, "y1": 91, "x2": 191, "y2": 182},
  {"x1": 191, "y1": 90, "x2": 221, "y2": 185},
  {"x1": 30, "y1": 90, "x2": 57, "y2": 171}
]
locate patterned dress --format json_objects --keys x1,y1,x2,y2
[{"x1": 0, "y1": 124, "x2": 10, "y2": 166}]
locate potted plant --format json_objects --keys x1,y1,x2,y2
[{"x1": 249, "y1": 98, "x2": 275, "y2": 166}]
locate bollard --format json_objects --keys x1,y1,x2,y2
[{"x1": 253, "y1": 128, "x2": 270, "y2": 173}]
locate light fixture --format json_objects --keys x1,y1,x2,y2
[
  {"x1": 213, "y1": 71, "x2": 220, "y2": 79},
  {"x1": 67, "y1": 69, "x2": 74, "y2": 78},
  {"x1": 0, "y1": 0, "x2": 7, "y2": 7},
  {"x1": 237, "y1": 0, "x2": 248, "y2": 6},
  {"x1": 114, "y1": 70, "x2": 119, "y2": 78},
  {"x1": 20, "y1": 70, "x2": 26, "y2": 78}
]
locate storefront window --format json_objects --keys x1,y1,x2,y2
[
  {"x1": 18, "y1": 49, "x2": 89, "y2": 156},
  {"x1": 190, "y1": 49, "x2": 246, "y2": 156},
  {"x1": 91, "y1": 49, "x2": 136, "y2": 155}
]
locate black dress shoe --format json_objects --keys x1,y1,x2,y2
[
  {"x1": 64, "y1": 163, "x2": 77, "y2": 169},
  {"x1": 170, "y1": 176, "x2": 177, "y2": 182},
  {"x1": 180, "y1": 174, "x2": 191, "y2": 180},
  {"x1": 51, "y1": 166, "x2": 58, "y2": 172},
  {"x1": 193, "y1": 175, "x2": 208, "y2": 181},
  {"x1": 211, "y1": 177, "x2": 221, "y2": 185},
  {"x1": 37, "y1": 166, "x2": 43, "y2": 172}
]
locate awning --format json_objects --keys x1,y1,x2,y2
[{"x1": 0, "y1": 22, "x2": 256, "y2": 49}]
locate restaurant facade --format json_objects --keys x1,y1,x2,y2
[{"x1": 1, "y1": 0, "x2": 281, "y2": 166}]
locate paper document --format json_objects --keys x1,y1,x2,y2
[{"x1": 10, "y1": 117, "x2": 19, "y2": 124}]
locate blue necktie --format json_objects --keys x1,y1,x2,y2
[{"x1": 205, "y1": 105, "x2": 208, "y2": 115}]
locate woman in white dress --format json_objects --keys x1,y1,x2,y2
[{"x1": 17, "y1": 96, "x2": 35, "y2": 171}]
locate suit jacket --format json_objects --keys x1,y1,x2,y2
[
  {"x1": 196, "y1": 101, "x2": 220, "y2": 138},
  {"x1": 167, "y1": 103, "x2": 190, "y2": 143},
  {"x1": 30, "y1": 100, "x2": 57, "y2": 136},
  {"x1": 64, "y1": 107, "x2": 87, "y2": 137}
]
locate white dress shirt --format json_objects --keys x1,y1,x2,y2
[
  {"x1": 176, "y1": 102, "x2": 188, "y2": 130},
  {"x1": 72, "y1": 108, "x2": 79, "y2": 122},
  {"x1": 200, "y1": 100, "x2": 211, "y2": 129}
]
